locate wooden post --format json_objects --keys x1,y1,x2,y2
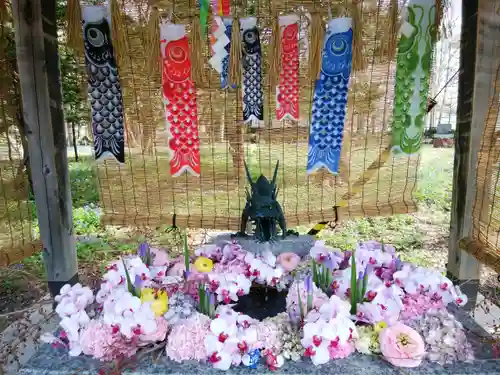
[
  {"x1": 12, "y1": 0, "x2": 78, "y2": 298},
  {"x1": 448, "y1": 0, "x2": 497, "y2": 308}
]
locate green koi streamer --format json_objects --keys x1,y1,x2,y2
[{"x1": 391, "y1": 0, "x2": 436, "y2": 155}]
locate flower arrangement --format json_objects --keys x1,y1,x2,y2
[{"x1": 43, "y1": 240, "x2": 478, "y2": 372}]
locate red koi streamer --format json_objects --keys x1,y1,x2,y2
[
  {"x1": 276, "y1": 15, "x2": 299, "y2": 121},
  {"x1": 160, "y1": 24, "x2": 200, "y2": 177}
]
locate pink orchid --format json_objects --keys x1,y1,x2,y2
[{"x1": 195, "y1": 244, "x2": 223, "y2": 261}]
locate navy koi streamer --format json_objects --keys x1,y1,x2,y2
[
  {"x1": 82, "y1": 5, "x2": 125, "y2": 164},
  {"x1": 240, "y1": 17, "x2": 263, "y2": 125}
]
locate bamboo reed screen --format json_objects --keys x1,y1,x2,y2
[
  {"x1": 95, "y1": 0, "x2": 422, "y2": 230},
  {"x1": 0, "y1": 0, "x2": 471, "y2": 266},
  {"x1": 0, "y1": 6, "x2": 40, "y2": 266},
  {"x1": 470, "y1": 0, "x2": 500, "y2": 273}
]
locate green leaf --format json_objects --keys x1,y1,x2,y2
[
  {"x1": 183, "y1": 232, "x2": 190, "y2": 274},
  {"x1": 198, "y1": 284, "x2": 206, "y2": 314},
  {"x1": 357, "y1": 277, "x2": 364, "y2": 304},
  {"x1": 145, "y1": 246, "x2": 152, "y2": 268},
  {"x1": 312, "y1": 260, "x2": 318, "y2": 286},
  {"x1": 297, "y1": 282, "x2": 305, "y2": 319},
  {"x1": 361, "y1": 270, "x2": 369, "y2": 302},
  {"x1": 209, "y1": 294, "x2": 215, "y2": 318},
  {"x1": 307, "y1": 292, "x2": 313, "y2": 312},
  {"x1": 350, "y1": 253, "x2": 357, "y2": 315},
  {"x1": 122, "y1": 259, "x2": 138, "y2": 297}
]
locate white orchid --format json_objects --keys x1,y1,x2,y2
[
  {"x1": 54, "y1": 283, "x2": 94, "y2": 319},
  {"x1": 195, "y1": 243, "x2": 222, "y2": 259},
  {"x1": 210, "y1": 317, "x2": 238, "y2": 338},
  {"x1": 261, "y1": 249, "x2": 277, "y2": 267},
  {"x1": 236, "y1": 313, "x2": 256, "y2": 329},
  {"x1": 301, "y1": 314, "x2": 357, "y2": 366},
  {"x1": 101, "y1": 290, "x2": 157, "y2": 339},
  {"x1": 215, "y1": 304, "x2": 239, "y2": 322},
  {"x1": 393, "y1": 265, "x2": 467, "y2": 307},
  {"x1": 236, "y1": 326, "x2": 258, "y2": 353},
  {"x1": 60, "y1": 316, "x2": 83, "y2": 356},
  {"x1": 205, "y1": 335, "x2": 235, "y2": 371},
  {"x1": 102, "y1": 269, "x2": 125, "y2": 288},
  {"x1": 330, "y1": 268, "x2": 351, "y2": 298},
  {"x1": 210, "y1": 272, "x2": 252, "y2": 304},
  {"x1": 112, "y1": 291, "x2": 142, "y2": 317},
  {"x1": 301, "y1": 320, "x2": 331, "y2": 365},
  {"x1": 205, "y1": 316, "x2": 242, "y2": 371},
  {"x1": 309, "y1": 240, "x2": 331, "y2": 262},
  {"x1": 318, "y1": 295, "x2": 351, "y2": 320}
]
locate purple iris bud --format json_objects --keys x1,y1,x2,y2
[
  {"x1": 184, "y1": 270, "x2": 191, "y2": 280},
  {"x1": 358, "y1": 271, "x2": 364, "y2": 282},
  {"x1": 209, "y1": 292, "x2": 215, "y2": 305},
  {"x1": 395, "y1": 256, "x2": 402, "y2": 270},
  {"x1": 134, "y1": 274, "x2": 143, "y2": 288},
  {"x1": 138, "y1": 242, "x2": 149, "y2": 258},
  {"x1": 304, "y1": 275, "x2": 313, "y2": 293}
]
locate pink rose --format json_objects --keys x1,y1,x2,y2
[
  {"x1": 139, "y1": 317, "x2": 169, "y2": 345},
  {"x1": 277, "y1": 252, "x2": 301, "y2": 272},
  {"x1": 167, "y1": 262, "x2": 186, "y2": 277},
  {"x1": 151, "y1": 248, "x2": 170, "y2": 267},
  {"x1": 167, "y1": 262, "x2": 199, "y2": 277},
  {"x1": 379, "y1": 323, "x2": 425, "y2": 367}
]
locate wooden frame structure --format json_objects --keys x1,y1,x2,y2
[
  {"x1": 12, "y1": 0, "x2": 78, "y2": 297},
  {"x1": 9, "y1": 0, "x2": 497, "y2": 301},
  {"x1": 448, "y1": 0, "x2": 500, "y2": 306}
]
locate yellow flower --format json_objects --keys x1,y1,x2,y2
[
  {"x1": 141, "y1": 288, "x2": 168, "y2": 316},
  {"x1": 374, "y1": 321, "x2": 388, "y2": 333},
  {"x1": 194, "y1": 256, "x2": 214, "y2": 273}
]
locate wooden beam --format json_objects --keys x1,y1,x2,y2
[
  {"x1": 448, "y1": 0, "x2": 499, "y2": 306},
  {"x1": 12, "y1": 0, "x2": 78, "y2": 298}
]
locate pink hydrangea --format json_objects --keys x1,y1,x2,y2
[
  {"x1": 166, "y1": 313, "x2": 211, "y2": 362},
  {"x1": 254, "y1": 320, "x2": 282, "y2": 353},
  {"x1": 328, "y1": 341, "x2": 355, "y2": 359},
  {"x1": 401, "y1": 293, "x2": 445, "y2": 322},
  {"x1": 80, "y1": 321, "x2": 138, "y2": 362}
]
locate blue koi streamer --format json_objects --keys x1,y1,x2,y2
[{"x1": 307, "y1": 18, "x2": 353, "y2": 175}]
